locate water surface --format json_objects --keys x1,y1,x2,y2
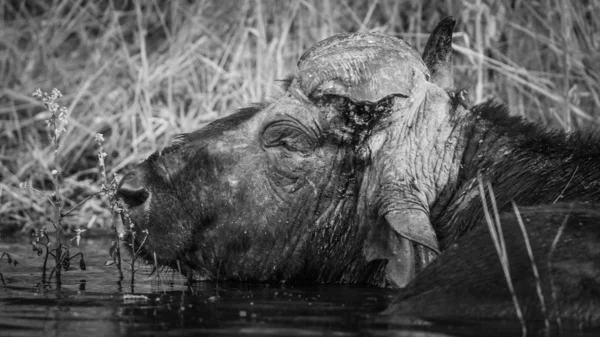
[{"x1": 0, "y1": 236, "x2": 594, "y2": 337}]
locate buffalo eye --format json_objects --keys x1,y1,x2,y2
[{"x1": 261, "y1": 121, "x2": 317, "y2": 155}]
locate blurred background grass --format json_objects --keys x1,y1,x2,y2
[{"x1": 1, "y1": 0, "x2": 599, "y2": 235}]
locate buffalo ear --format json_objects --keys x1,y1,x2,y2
[
  {"x1": 422, "y1": 16, "x2": 456, "y2": 91},
  {"x1": 364, "y1": 210, "x2": 440, "y2": 288},
  {"x1": 364, "y1": 218, "x2": 416, "y2": 288},
  {"x1": 385, "y1": 210, "x2": 440, "y2": 254}
]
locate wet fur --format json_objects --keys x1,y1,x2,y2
[
  {"x1": 390, "y1": 202, "x2": 600, "y2": 327},
  {"x1": 433, "y1": 100, "x2": 600, "y2": 248}
]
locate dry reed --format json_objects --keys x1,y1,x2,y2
[{"x1": 1, "y1": 0, "x2": 599, "y2": 232}]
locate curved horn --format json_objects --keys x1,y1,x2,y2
[
  {"x1": 297, "y1": 32, "x2": 429, "y2": 105},
  {"x1": 422, "y1": 16, "x2": 456, "y2": 90}
]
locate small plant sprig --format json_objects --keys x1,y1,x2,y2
[
  {"x1": 127, "y1": 222, "x2": 149, "y2": 289},
  {"x1": 96, "y1": 133, "x2": 124, "y2": 279},
  {"x1": 95, "y1": 133, "x2": 150, "y2": 289},
  {"x1": 107, "y1": 198, "x2": 150, "y2": 291},
  {"x1": 118, "y1": 207, "x2": 150, "y2": 290},
  {"x1": 24, "y1": 88, "x2": 89, "y2": 287}
]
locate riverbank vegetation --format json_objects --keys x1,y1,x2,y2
[{"x1": 2, "y1": 0, "x2": 599, "y2": 234}]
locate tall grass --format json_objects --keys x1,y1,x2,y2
[
  {"x1": 1, "y1": 0, "x2": 599, "y2": 232},
  {"x1": 477, "y1": 174, "x2": 527, "y2": 335},
  {"x1": 478, "y1": 174, "x2": 559, "y2": 334}
]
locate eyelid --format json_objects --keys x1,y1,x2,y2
[
  {"x1": 280, "y1": 139, "x2": 299, "y2": 152},
  {"x1": 261, "y1": 122, "x2": 317, "y2": 153}
]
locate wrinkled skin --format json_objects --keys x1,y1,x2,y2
[
  {"x1": 117, "y1": 16, "x2": 600, "y2": 294},
  {"x1": 387, "y1": 202, "x2": 600, "y2": 329},
  {"x1": 117, "y1": 19, "x2": 461, "y2": 287}
]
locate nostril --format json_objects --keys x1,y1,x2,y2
[{"x1": 117, "y1": 172, "x2": 149, "y2": 207}]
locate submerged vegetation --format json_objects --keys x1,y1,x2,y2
[{"x1": 1, "y1": 0, "x2": 599, "y2": 234}]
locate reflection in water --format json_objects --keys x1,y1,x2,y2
[{"x1": 0, "y1": 237, "x2": 595, "y2": 337}]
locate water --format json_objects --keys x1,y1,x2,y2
[{"x1": 0, "y1": 236, "x2": 594, "y2": 337}]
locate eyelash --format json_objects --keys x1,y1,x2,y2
[{"x1": 280, "y1": 139, "x2": 298, "y2": 152}]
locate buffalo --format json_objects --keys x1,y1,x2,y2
[{"x1": 116, "y1": 16, "x2": 600, "y2": 296}]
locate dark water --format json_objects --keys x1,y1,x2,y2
[{"x1": 0, "y1": 237, "x2": 594, "y2": 337}]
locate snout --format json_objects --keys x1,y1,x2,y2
[{"x1": 117, "y1": 171, "x2": 149, "y2": 207}]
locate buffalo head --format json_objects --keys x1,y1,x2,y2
[{"x1": 117, "y1": 18, "x2": 464, "y2": 287}]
